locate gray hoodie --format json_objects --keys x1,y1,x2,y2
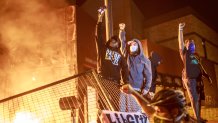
[{"x1": 119, "y1": 30, "x2": 152, "y2": 92}]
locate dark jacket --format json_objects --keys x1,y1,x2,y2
[
  {"x1": 95, "y1": 22, "x2": 129, "y2": 84},
  {"x1": 180, "y1": 48, "x2": 201, "y2": 79},
  {"x1": 149, "y1": 51, "x2": 162, "y2": 92}
]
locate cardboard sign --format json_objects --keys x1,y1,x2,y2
[{"x1": 100, "y1": 110, "x2": 149, "y2": 123}]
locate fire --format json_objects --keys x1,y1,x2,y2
[
  {"x1": 32, "y1": 76, "x2": 36, "y2": 81},
  {"x1": 14, "y1": 111, "x2": 40, "y2": 123}
]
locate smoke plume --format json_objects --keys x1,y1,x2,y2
[{"x1": 0, "y1": 0, "x2": 74, "y2": 99}]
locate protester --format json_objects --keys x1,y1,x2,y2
[
  {"x1": 119, "y1": 23, "x2": 152, "y2": 112},
  {"x1": 95, "y1": 7, "x2": 129, "y2": 85},
  {"x1": 121, "y1": 84, "x2": 191, "y2": 123}
]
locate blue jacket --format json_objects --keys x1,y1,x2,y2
[{"x1": 119, "y1": 30, "x2": 152, "y2": 92}]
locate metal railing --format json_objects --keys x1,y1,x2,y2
[
  {"x1": 0, "y1": 70, "x2": 124, "y2": 123},
  {"x1": 0, "y1": 69, "x2": 186, "y2": 123}
]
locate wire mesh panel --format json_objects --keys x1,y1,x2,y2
[
  {"x1": 76, "y1": 71, "x2": 123, "y2": 123},
  {"x1": 0, "y1": 70, "x2": 124, "y2": 123},
  {"x1": 0, "y1": 79, "x2": 76, "y2": 123},
  {"x1": 2, "y1": 69, "x2": 197, "y2": 123},
  {"x1": 94, "y1": 75, "x2": 122, "y2": 111}
]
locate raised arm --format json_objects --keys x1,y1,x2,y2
[
  {"x1": 120, "y1": 56, "x2": 129, "y2": 84},
  {"x1": 178, "y1": 23, "x2": 185, "y2": 51},
  {"x1": 119, "y1": 23, "x2": 127, "y2": 57},
  {"x1": 121, "y1": 84, "x2": 155, "y2": 116},
  {"x1": 95, "y1": 7, "x2": 106, "y2": 51}
]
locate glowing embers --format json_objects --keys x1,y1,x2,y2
[{"x1": 14, "y1": 111, "x2": 40, "y2": 123}]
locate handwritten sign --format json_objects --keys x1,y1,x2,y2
[{"x1": 100, "y1": 110, "x2": 149, "y2": 123}]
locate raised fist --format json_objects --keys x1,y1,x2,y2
[
  {"x1": 98, "y1": 6, "x2": 106, "y2": 15},
  {"x1": 179, "y1": 23, "x2": 185, "y2": 30},
  {"x1": 97, "y1": 6, "x2": 106, "y2": 22},
  {"x1": 119, "y1": 23, "x2": 125, "y2": 30}
]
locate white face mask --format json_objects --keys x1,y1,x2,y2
[{"x1": 130, "y1": 45, "x2": 138, "y2": 52}]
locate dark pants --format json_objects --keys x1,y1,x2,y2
[{"x1": 183, "y1": 78, "x2": 201, "y2": 122}]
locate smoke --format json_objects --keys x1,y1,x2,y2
[{"x1": 0, "y1": 0, "x2": 73, "y2": 98}]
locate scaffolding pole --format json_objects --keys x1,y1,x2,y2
[{"x1": 104, "y1": 0, "x2": 113, "y2": 41}]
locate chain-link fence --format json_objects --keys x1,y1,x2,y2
[
  {"x1": 0, "y1": 70, "x2": 125, "y2": 123},
  {"x1": 1, "y1": 69, "x2": 217, "y2": 123}
]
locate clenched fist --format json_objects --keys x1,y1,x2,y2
[
  {"x1": 179, "y1": 23, "x2": 185, "y2": 30},
  {"x1": 119, "y1": 23, "x2": 125, "y2": 30}
]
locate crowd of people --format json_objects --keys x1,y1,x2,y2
[{"x1": 95, "y1": 6, "x2": 210, "y2": 123}]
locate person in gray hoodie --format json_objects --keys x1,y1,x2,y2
[{"x1": 119, "y1": 23, "x2": 152, "y2": 112}]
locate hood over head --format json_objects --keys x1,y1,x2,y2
[{"x1": 127, "y1": 39, "x2": 144, "y2": 57}]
